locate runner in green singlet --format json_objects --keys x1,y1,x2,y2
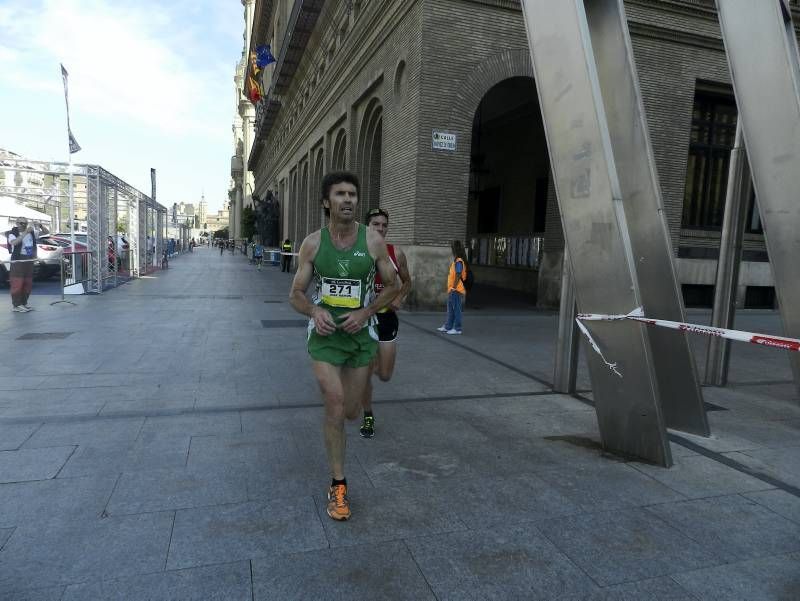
[{"x1": 289, "y1": 171, "x2": 398, "y2": 521}]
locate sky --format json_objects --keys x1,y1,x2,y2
[{"x1": 0, "y1": 0, "x2": 244, "y2": 213}]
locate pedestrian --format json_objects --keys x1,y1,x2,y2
[
  {"x1": 359, "y1": 207, "x2": 412, "y2": 439},
  {"x1": 254, "y1": 241, "x2": 264, "y2": 271},
  {"x1": 6, "y1": 218, "x2": 45, "y2": 312},
  {"x1": 289, "y1": 171, "x2": 398, "y2": 521},
  {"x1": 281, "y1": 238, "x2": 293, "y2": 272},
  {"x1": 219, "y1": 239, "x2": 224, "y2": 255},
  {"x1": 437, "y1": 240, "x2": 468, "y2": 335}
]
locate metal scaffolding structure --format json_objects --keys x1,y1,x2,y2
[{"x1": 0, "y1": 157, "x2": 166, "y2": 292}]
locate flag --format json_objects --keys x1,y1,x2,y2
[
  {"x1": 60, "y1": 64, "x2": 81, "y2": 154},
  {"x1": 256, "y1": 45, "x2": 276, "y2": 68},
  {"x1": 245, "y1": 52, "x2": 263, "y2": 104}
]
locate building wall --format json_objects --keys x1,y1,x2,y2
[
  {"x1": 252, "y1": 0, "x2": 424, "y2": 246},
  {"x1": 248, "y1": 0, "x2": 797, "y2": 308}
]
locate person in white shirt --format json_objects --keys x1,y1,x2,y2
[{"x1": 6, "y1": 218, "x2": 47, "y2": 312}]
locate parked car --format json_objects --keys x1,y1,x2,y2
[{"x1": 42, "y1": 234, "x2": 88, "y2": 253}]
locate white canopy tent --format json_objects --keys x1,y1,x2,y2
[{"x1": 0, "y1": 196, "x2": 52, "y2": 230}]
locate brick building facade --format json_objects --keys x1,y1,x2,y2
[{"x1": 245, "y1": 0, "x2": 799, "y2": 308}]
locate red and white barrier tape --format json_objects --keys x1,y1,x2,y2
[{"x1": 576, "y1": 307, "x2": 800, "y2": 378}]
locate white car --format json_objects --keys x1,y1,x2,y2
[{"x1": 0, "y1": 233, "x2": 65, "y2": 283}]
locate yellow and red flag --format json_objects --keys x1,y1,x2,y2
[{"x1": 245, "y1": 52, "x2": 263, "y2": 104}]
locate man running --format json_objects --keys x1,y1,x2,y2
[
  {"x1": 359, "y1": 208, "x2": 412, "y2": 439},
  {"x1": 289, "y1": 171, "x2": 398, "y2": 521}
]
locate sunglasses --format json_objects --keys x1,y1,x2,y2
[{"x1": 366, "y1": 208, "x2": 388, "y2": 219}]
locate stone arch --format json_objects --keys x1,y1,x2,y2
[
  {"x1": 290, "y1": 168, "x2": 299, "y2": 244},
  {"x1": 311, "y1": 148, "x2": 324, "y2": 230},
  {"x1": 357, "y1": 97, "x2": 383, "y2": 217},
  {"x1": 331, "y1": 129, "x2": 347, "y2": 170},
  {"x1": 299, "y1": 160, "x2": 309, "y2": 240}
]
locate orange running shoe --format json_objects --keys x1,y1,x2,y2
[{"x1": 327, "y1": 483, "x2": 351, "y2": 520}]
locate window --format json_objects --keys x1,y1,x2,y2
[{"x1": 682, "y1": 92, "x2": 738, "y2": 229}]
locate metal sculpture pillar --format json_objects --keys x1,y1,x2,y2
[
  {"x1": 523, "y1": 0, "x2": 681, "y2": 465},
  {"x1": 716, "y1": 0, "x2": 800, "y2": 396},
  {"x1": 553, "y1": 248, "x2": 580, "y2": 394},
  {"x1": 705, "y1": 122, "x2": 751, "y2": 386}
]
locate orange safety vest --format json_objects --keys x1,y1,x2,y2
[{"x1": 447, "y1": 258, "x2": 467, "y2": 295}]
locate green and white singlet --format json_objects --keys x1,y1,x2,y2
[{"x1": 311, "y1": 223, "x2": 376, "y2": 328}]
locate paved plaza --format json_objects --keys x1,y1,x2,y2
[{"x1": 0, "y1": 247, "x2": 798, "y2": 600}]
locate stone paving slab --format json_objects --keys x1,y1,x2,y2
[
  {"x1": 0, "y1": 475, "x2": 116, "y2": 528},
  {"x1": 631, "y1": 454, "x2": 774, "y2": 498},
  {"x1": 0, "y1": 511, "x2": 174, "y2": 592},
  {"x1": 646, "y1": 494, "x2": 800, "y2": 562},
  {"x1": 0, "y1": 423, "x2": 40, "y2": 451},
  {"x1": 743, "y1": 488, "x2": 800, "y2": 524},
  {"x1": 0, "y1": 446, "x2": 75, "y2": 483},
  {"x1": 3, "y1": 587, "x2": 66, "y2": 601},
  {"x1": 533, "y1": 462, "x2": 688, "y2": 512},
  {"x1": 252, "y1": 541, "x2": 437, "y2": 601},
  {"x1": 556, "y1": 576, "x2": 698, "y2": 600},
  {"x1": 0, "y1": 399, "x2": 104, "y2": 419},
  {"x1": 22, "y1": 417, "x2": 144, "y2": 449},
  {"x1": 106, "y1": 465, "x2": 249, "y2": 516},
  {"x1": 0, "y1": 376, "x2": 45, "y2": 392},
  {"x1": 0, "y1": 526, "x2": 13, "y2": 549},
  {"x1": 99, "y1": 397, "x2": 197, "y2": 416},
  {"x1": 137, "y1": 413, "x2": 242, "y2": 439},
  {"x1": 166, "y1": 498, "x2": 328, "y2": 570},
  {"x1": 405, "y1": 524, "x2": 598, "y2": 600},
  {"x1": 535, "y1": 508, "x2": 721, "y2": 586},
  {"x1": 61, "y1": 561, "x2": 253, "y2": 601},
  {"x1": 672, "y1": 551, "x2": 800, "y2": 601},
  {"x1": 56, "y1": 437, "x2": 190, "y2": 478}
]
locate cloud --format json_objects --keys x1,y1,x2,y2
[{"x1": 0, "y1": 0, "x2": 236, "y2": 137}]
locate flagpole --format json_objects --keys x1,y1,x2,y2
[
  {"x1": 60, "y1": 63, "x2": 80, "y2": 278},
  {"x1": 68, "y1": 149, "x2": 76, "y2": 278}
]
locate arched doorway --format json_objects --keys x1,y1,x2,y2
[
  {"x1": 358, "y1": 99, "x2": 383, "y2": 217},
  {"x1": 466, "y1": 76, "x2": 550, "y2": 299}
]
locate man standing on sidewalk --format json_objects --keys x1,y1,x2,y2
[
  {"x1": 281, "y1": 238, "x2": 293, "y2": 272},
  {"x1": 6, "y1": 218, "x2": 45, "y2": 312},
  {"x1": 289, "y1": 171, "x2": 398, "y2": 521}
]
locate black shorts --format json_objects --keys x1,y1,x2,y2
[{"x1": 376, "y1": 310, "x2": 399, "y2": 342}]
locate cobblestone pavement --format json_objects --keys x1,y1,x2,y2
[{"x1": 0, "y1": 247, "x2": 798, "y2": 600}]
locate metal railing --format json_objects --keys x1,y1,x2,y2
[{"x1": 468, "y1": 235, "x2": 544, "y2": 269}]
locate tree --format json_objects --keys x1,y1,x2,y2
[
  {"x1": 241, "y1": 206, "x2": 256, "y2": 240},
  {"x1": 213, "y1": 227, "x2": 229, "y2": 239}
]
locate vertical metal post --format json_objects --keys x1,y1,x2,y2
[
  {"x1": 553, "y1": 248, "x2": 580, "y2": 393},
  {"x1": 716, "y1": 0, "x2": 800, "y2": 396},
  {"x1": 705, "y1": 122, "x2": 751, "y2": 386}
]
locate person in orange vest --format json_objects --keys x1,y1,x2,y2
[{"x1": 437, "y1": 240, "x2": 467, "y2": 335}]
